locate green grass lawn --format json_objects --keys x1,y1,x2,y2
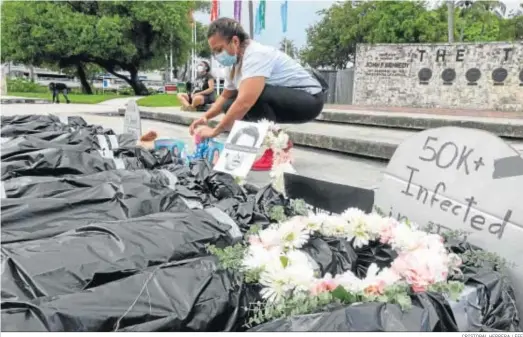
[
  {"x1": 7, "y1": 92, "x2": 119, "y2": 104},
  {"x1": 137, "y1": 94, "x2": 181, "y2": 107}
]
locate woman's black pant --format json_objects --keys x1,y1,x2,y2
[{"x1": 222, "y1": 85, "x2": 324, "y2": 123}]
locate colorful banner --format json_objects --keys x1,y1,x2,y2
[
  {"x1": 211, "y1": 0, "x2": 219, "y2": 21},
  {"x1": 234, "y1": 0, "x2": 242, "y2": 22},
  {"x1": 260, "y1": 0, "x2": 266, "y2": 30},
  {"x1": 280, "y1": 0, "x2": 288, "y2": 33},
  {"x1": 254, "y1": 0, "x2": 266, "y2": 35}
]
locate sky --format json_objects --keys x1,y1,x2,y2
[
  {"x1": 193, "y1": 0, "x2": 336, "y2": 49},
  {"x1": 193, "y1": 0, "x2": 522, "y2": 50}
]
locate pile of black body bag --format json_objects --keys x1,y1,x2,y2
[{"x1": 0, "y1": 114, "x2": 520, "y2": 332}]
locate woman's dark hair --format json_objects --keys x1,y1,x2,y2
[
  {"x1": 230, "y1": 126, "x2": 260, "y2": 146},
  {"x1": 207, "y1": 17, "x2": 249, "y2": 81},
  {"x1": 207, "y1": 17, "x2": 249, "y2": 42},
  {"x1": 200, "y1": 60, "x2": 210, "y2": 72}
]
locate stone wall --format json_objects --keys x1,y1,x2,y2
[{"x1": 353, "y1": 42, "x2": 523, "y2": 111}]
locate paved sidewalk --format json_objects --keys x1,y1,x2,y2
[
  {"x1": 97, "y1": 96, "x2": 140, "y2": 107},
  {"x1": 325, "y1": 104, "x2": 523, "y2": 119}
]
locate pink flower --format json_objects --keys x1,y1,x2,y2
[
  {"x1": 310, "y1": 274, "x2": 338, "y2": 296},
  {"x1": 364, "y1": 280, "x2": 386, "y2": 296},
  {"x1": 248, "y1": 235, "x2": 262, "y2": 246},
  {"x1": 391, "y1": 249, "x2": 447, "y2": 292},
  {"x1": 273, "y1": 150, "x2": 293, "y2": 166},
  {"x1": 379, "y1": 220, "x2": 397, "y2": 244}
]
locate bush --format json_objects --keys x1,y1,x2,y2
[{"x1": 7, "y1": 78, "x2": 48, "y2": 93}]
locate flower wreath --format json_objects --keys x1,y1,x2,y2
[
  {"x1": 259, "y1": 120, "x2": 295, "y2": 194},
  {"x1": 240, "y1": 208, "x2": 464, "y2": 323}
]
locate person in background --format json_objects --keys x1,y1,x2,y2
[
  {"x1": 189, "y1": 17, "x2": 325, "y2": 171},
  {"x1": 178, "y1": 61, "x2": 216, "y2": 112},
  {"x1": 49, "y1": 82, "x2": 71, "y2": 104}
]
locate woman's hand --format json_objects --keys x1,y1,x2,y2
[
  {"x1": 189, "y1": 116, "x2": 208, "y2": 135},
  {"x1": 194, "y1": 125, "x2": 219, "y2": 140}
]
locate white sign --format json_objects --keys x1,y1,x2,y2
[
  {"x1": 123, "y1": 101, "x2": 142, "y2": 141},
  {"x1": 213, "y1": 121, "x2": 269, "y2": 178},
  {"x1": 102, "y1": 79, "x2": 110, "y2": 89},
  {"x1": 374, "y1": 126, "x2": 523, "y2": 318}
]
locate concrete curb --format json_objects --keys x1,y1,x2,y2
[
  {"x1": 91, "y1": 110, "x2": 397, "y2": 160},
  {"x1": 318, "y1": 109, "x2": 523, "y2": 139},
  {"x1": 1, "y1": 98, "x2": 51, "y2": 104}
]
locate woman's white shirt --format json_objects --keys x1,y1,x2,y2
[{"x1": 223, "y1": 41, "x2": 322, "y2": 95}]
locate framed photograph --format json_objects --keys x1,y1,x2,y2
[
  {"x1": 213, "y1": 121, "x2": 270, "y2": 178},
  {"x1": 207, "y1": 139, "x2": 225, "y2": 168},
  {"x1": 154, "y1": 139, "x2": 187, "y2": 159}
]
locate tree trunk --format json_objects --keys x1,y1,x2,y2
[
  {"x1": 29, "y1": 65, "x2": 36, "y2": 82},
  {"x1": 447, "y1": 0, "x2": 455, "y2": 43},
  {"x1": 99, "y1": 63, "x2": 149, "y2": 96},
  {"x1": 128, "y1": 68, "x2": 148, "y2": 95},
  {"x1": 76, "y1": 62, "x2": 93, "y2": 94}
]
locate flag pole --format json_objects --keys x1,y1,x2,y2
[{"x1": 248, "y1": 0, "x2": 254, "y2": 38}]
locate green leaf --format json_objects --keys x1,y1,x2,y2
[
  {"x1": 331, "y1": 285, "x2": 353, "y2": 303},
  {"x1": 395, "y1": 293, "x2": 412, "y2": 310},
  {"x1": 447, "y1": 281, "x2": 465, "y2": 301}
]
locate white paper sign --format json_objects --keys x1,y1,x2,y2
[
  {"x1": 213, "y1": 121, "x2": 269, "y2": 178},
  {"x1": 123, "y1": 101, "x2": 142, "y2": 140},
  {"x1": 374, "y1": 126, "x2": 523, "y2": 318}
]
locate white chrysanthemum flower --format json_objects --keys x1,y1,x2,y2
[
  {"x1": 334, "y1": 270, "x2": 364, "y2": 293},
  {"x1": 341, "y1": 208, "x2": 366, "y2": 223},
  {"x1": 270, "y1": 162, "x2": 296, "y2": 194},
  {"x1": 320, "y1": 215, "x2": 352, "y2": 238},
  {"x1": 258, "y1": 226, "x2": 283, "y2": 249},
  {"x1": 259, "y1": 250, "x2": 314, "y2": 302},
  {"x1": 258, "y1": 118, "x2": 275, "y2": 128},
  {"x1": 305, "y1": 213, "x2": 326, "y2": 233},
  {"x1": 388, "y1": 223, "x2": 427, "y2": 251},
  {"x1": 285, "y1": 250, "x2": 316, "y2": 290},
  {"x1": 277, "y1": 217, "x2": 310, "y2": 249},
  {"x1": 242, "y1": 245, "x2": 282, "y2": 271},
  {"x1": 376, "y1": 266, "x2": 401, "y2": 286},
  {"x1": 351, "y1": 215, "x2": 372, "y2": 248},
  {"x1": 273, "y1": 132, "x2": 290, "y2": 150},
  {"x1": 364, "y1": 213, "x2": 390, "y2": 237}
]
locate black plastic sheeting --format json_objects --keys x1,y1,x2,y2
[
  {"x1": 1, "y1": 114, "x2": 519, "y2": 332},
  {"x1": 1, "y1": 131, "x2": 135, "y2": 157},
  {"x1": 1, "y1": 180, "x2": 194, "y2": 243},
  {"x1": 1, "y1": 257, "x2": 248, "y2": 332},
  {"x1": 249, "y1": 302, "x2": 432, "y2": 331},
  {"x1": 1, "y1": 211, "x2": 233, "y2": 301},
  {"x1": 1, "y1": 146, "x2": 180, "y2": 180},
  {"x1": 1, "y1": 169, "x2": 178, "y2": 198}
]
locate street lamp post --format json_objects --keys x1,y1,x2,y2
[
  {"x1": 447, "y1": 0, "x2": 455, "y2": 43},
  {"x1": 248, "y1": 0, "x2": 254, "y2": 38}
]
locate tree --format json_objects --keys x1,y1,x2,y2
[
  {"x1": 195, "y1": 22, "x2": 211, "y2": 59},
  {"x1": 455, "y1": 0, "x2": 507, "y2": 41},
  {"x1": 279, "y1": 38, "x2": 298, "y2": 59},
  {"x1": 300, "y1": 1, "x2": 447, "y2": 69},
  {"x1": 299, "y1": 2, "x2": 363, "y2": 69},
  {"x1": 1, "y1": 1, "x2": 202, "y2": 95},
  {"x1": 499, "y1": 6, "x2": 523, "y2": 40}
]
